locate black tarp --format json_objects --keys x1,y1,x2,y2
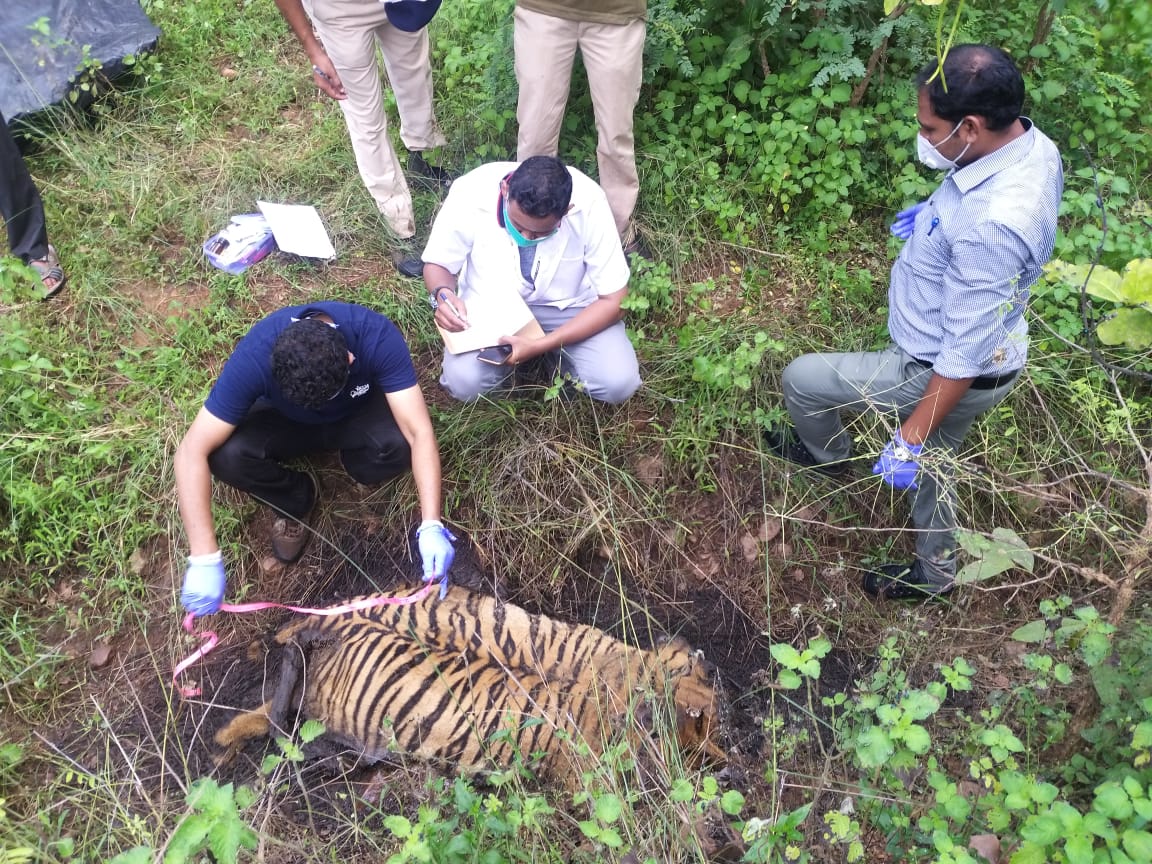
[{"x1": 1, "y1": 0, "x2": 160, "y2": 123}]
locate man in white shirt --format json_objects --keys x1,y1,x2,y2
[{"x1": 421, "y1": 156, "x2": 640, "y2": 403}]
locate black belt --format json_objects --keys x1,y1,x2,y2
[{"x1": 911, "y1": 358, "x2": 1020, "y2": 390}]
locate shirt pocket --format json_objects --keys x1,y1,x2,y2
[{"x1": 905, "y1": 214, "x2": 952, "y2": 286}]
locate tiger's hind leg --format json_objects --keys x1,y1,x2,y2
[
  {"x1": 266, "y1": 633, "x2": 309, "y2": 736},
  {"x1": 213, "y1": 627, "x2": 311, "y2": 765},
  {"x1": 214, "y1": 700, "x2": 274, "y2": 766}
]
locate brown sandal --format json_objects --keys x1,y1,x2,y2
[{"x1": 30, "y1": 244, "x2": 66, "y2": 299}]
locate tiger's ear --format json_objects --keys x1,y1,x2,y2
[
  {"x1": 634, "y1": 699, "x2": 654, "y2": 733},
  {"x1": 655, "y1": 638, "x2": 718, "y2": 682},
  {"x1": 653, "y1": 634, "x2": 695, "y2": 666},
  {"x1": 693, "y1": 649, "x2": 719, "y2": 682}
]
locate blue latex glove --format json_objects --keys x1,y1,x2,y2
[
  {"x1": 872, "y1": 431, "x2": 925, "y2": 490},
  {"x1": 181, "y1": 551, "x2": 226, "y2": 616},
  {"x1": 890, "y1": 202, "x2": 926, "y2": 240},
  {"x1": 417, "y1": 520, "x2": 456, "y2": 599}
]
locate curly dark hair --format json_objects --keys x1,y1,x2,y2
[
  {"x1": 507, "y1": 155, "x2": 573, "y2": 218},
  {"x1": 271, "y1": 318, "x2": 350, "y2": 410},
  {"x1": 917, "y1": 44, "x2": 1025, "y2": 132}
]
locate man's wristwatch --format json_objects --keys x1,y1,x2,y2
[
  {"x1": 892, "y1": 442, "x2": 918, "y2": 461},
  {"x1": 429, "y1": 286, "x2": 456, "y2": 311},
  {"x1": 892, "y1": 432, "x2": 923, "y2": 462}
]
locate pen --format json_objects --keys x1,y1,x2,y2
[
  {"x1": 438, "y1": 290, "x2": 469, "y2": 326},
  {"x1": 927, "y1": 216, "x2": 940, "y2": 236},
  {"x1": 312, "y1": 64, "x2": 333, "y2": 82}
]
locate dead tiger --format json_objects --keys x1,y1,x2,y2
[{"x1": 214, "y1": 585, "x2": 726, "y2": 786}]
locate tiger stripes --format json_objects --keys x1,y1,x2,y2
[{"x1": 215, "y1": 585, "x2": 725, "y2": 785}]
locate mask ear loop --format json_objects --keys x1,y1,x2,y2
[{"x1": 496, "y1": 172, "x2": 514, "y2": 229}]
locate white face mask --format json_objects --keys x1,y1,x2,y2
[{"x1": 916, "y1": 122, "x2": 971, "y2": 170}]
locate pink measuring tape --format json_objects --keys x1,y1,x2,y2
[{"x1": 173, "y1": 583, "x2": 435, "y2": 697}]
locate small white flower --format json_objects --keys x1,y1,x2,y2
[
  {"x1": 790, "y1": 604, "x2": 802, "y2": 619},
  {"x1": 742, "y1": 817, "x2": 771, "y2": 841}
]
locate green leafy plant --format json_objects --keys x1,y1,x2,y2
[
  {"x1": 382, "y1": 775, "x2": 553, "y2": 864},
  {"x1": 742, "y1": 802, "x2": 813, "y2": 863},
  {"x1": 1043, "y1": 257, "x2": 1152, "y2": 349},
  {"x1": 0, "y1": 743, "x2": 35, "y2": 864},
  {"x1": 825, "y1": 636, "x2": 972, "y2": 775},
  {"x1": 107, "y1": 779, "x2": 259, "y2": 864},
  {"x1": 573, "y1": 789, "x2": 628, "y2": 850},
  {"x1": 260, "y1": 718, "x2": 327, "y2": 775},
  {"x1": 770, "y1": 636, "x2": 831, "y2": 690},
  {"x1": 822, "y1": 807, "x2": 865, "y2": 863},
  {"x1": 669, "y1": 773, "x2": 746, "y2": 819},
  {"x1": 955, "y1": 526, "x2": 1036, "y2": 585}
]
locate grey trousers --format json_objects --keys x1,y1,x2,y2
[
  {"x1": 440, "y1": 303, "x2": 640, "y2": 404},
  {"x1": 781, "y1": 344, "x2": 1017, "y2": 585}
]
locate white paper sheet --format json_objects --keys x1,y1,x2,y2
[
  {"x1": 436, "y1": 285, "x2": 546, "y2": 354},
  {"x1": 256, "y1": 201, "x2": 336, "y2": 259}
]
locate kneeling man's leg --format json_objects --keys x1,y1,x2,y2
[
  {"x1": 910, "y1": 382, "x2": 1013, "y2": 585},
  {"x1": 207, "y1": 409, "x2": 321, "y2": 518},
  {"x1": 782, "y1": 345, "x2": 932, "y2": 462},
  {"x1": 440, "y1": 348, "x2": 515, "y2": 401},
  {"x1": 533, "y1": 306, "x2": 640, "y2": 404},
  {"x1": 331, "y1": 392, "x2": 413, "y2": 484}
]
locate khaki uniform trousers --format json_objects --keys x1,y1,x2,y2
[
  {"x1": 306, "y1": 0, "x2": 447, "y2": 237},
  {"x1": 513, "y1": 6, "x2": 645, "y2": 239}
]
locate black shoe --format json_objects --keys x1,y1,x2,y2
[
  {"x1": 862, "y1": 561, "x2": 954, "y2": 601},
  {"x1": 623, "y1": 234, "x2": 653, "y2": 262},
  {"x1": 390, "y1": 248, "x2": 424, "y2": 279},
  {"x1": 515, "y1": 352, "x2": 560, "y2": 389},
  {"x1": 762, "y1": 423, "x2": 847, "y2": 477},
  {"x1": 408, "y1": 152, "x2": 455, "y2": 190}
]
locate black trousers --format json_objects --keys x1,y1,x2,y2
[
  {"x1": 1, "y1": 112, "x2": 49, "y2": 263},
  {"x1": 207, "y1": 391, "x2": 412, "y2": 519}
]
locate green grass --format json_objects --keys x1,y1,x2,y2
[{"x1": 1, "y1": 1, "x2": 1151, "y2": 862}]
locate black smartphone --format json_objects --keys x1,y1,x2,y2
[{"x1": 476, "y1": 344, "x2": 513, "y2": 365}]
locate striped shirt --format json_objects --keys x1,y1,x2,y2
[{"x1": 888, "y1": 119, "x2": 1063, "y2": 379}]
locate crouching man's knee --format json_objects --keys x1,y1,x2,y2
[
  {"x1": 439, "y1": 353, "x2": 511, "y2": 402},
  {"x1": 582, "y1": 370, "x2": 641, "y2": 404}
]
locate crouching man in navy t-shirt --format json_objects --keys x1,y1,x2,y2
[{"x1": 173, "y1": 301, "x2": 455, "y2": 616}]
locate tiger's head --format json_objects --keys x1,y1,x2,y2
[{"x1": 650, "y1": 635, "x2": 727, "y2": 766}]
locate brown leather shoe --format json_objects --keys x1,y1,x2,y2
[{"x1": 270, "y1": 516, "x2": 311, "y2": 563}]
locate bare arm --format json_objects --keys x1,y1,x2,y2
[
  {"x1": 384, "y1": 385, "x2": 443, "y2": 523},
  {"x1": 272, "y1": 0, "x2": 347, "y2": 99},
  {"x1": 174, "y1": 407, "x2": 238, "y2": 556},
  {"x1": 899, "y1": 374, "x2": 974, "y2": 446},
  {"x1": 500, "y1": 287, "x2": 627, "y2": 364}
]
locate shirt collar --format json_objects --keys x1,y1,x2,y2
[{"x1": 948, "y1": 118, "x2": 1036, "y2": 194}]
